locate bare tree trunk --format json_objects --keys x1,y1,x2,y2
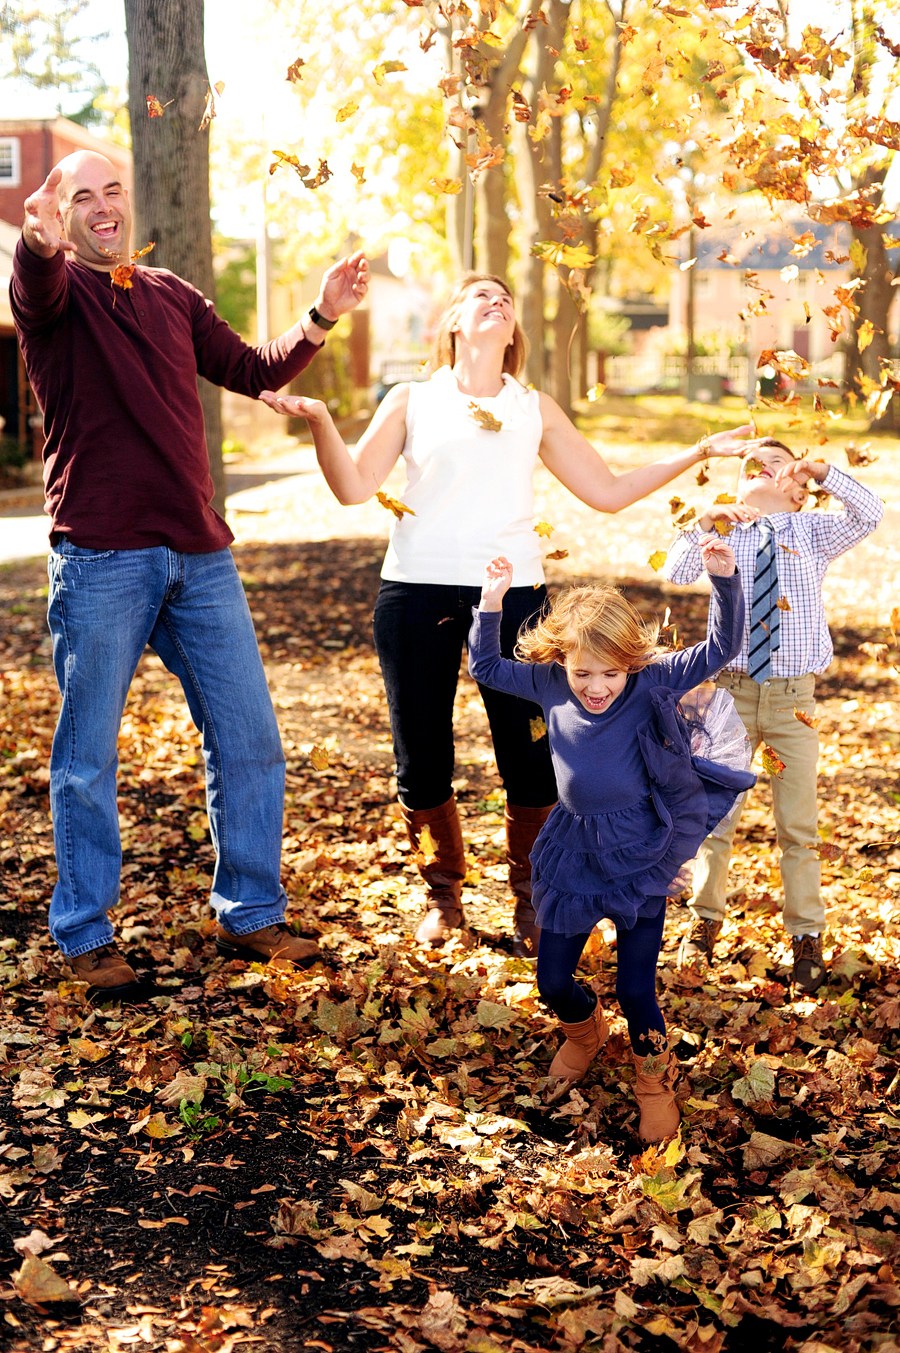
[
  {"x1": 124, "y1": 0, "x2": 225, "y2": 514},
  {"x1": 844, "y1": 168, "x2": 899, "y2": 432}
]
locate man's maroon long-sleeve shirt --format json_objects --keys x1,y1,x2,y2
[{"x1": 11, "y1": 238, "x2": 321, "y2": 552}]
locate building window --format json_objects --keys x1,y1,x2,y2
[{"x1": 0, "y1": 138, "x2": 21, "y2": 187}]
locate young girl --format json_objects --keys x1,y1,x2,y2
[{"x1": 468, "y1": 539, "x2": 755, "y2": 1142}]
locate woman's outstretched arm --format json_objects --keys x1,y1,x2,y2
[
  {"x1": 538, "y1": 393, "x2": 758, "y2": 513},
  {"x1": 259, "y1": 383, "x2": 409, "y2": 505}
]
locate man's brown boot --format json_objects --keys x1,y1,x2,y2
[
  {"x1": 400, "y1": 794, "x2": 467, "y2": 944},
  {"x1": 548, "y1": 1004, "x2": 609, "y2": 1080},
  {"x1": 70, "y1": 945, "x2": 142, "y2": 1001},
  {"x1": 215, "y1": 922, "x2": 320, "y2": 969},
  {"x1": 632, "y1": 1047, "x2": 685, "y2": 1143},
  {"x1": 505, "y1": 802, "x2": 555, "y2": 959}
]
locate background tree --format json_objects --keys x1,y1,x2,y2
[
  {"x1": 0, "y1": 0, "x2": 107, "y2": 117},
  {"x1": 124, "y1": 0, "x2": 225, "y2": 510}
]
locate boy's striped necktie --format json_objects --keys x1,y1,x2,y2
[{"x1": 747, "y1": 518, "x2": 780, "y2": 681}]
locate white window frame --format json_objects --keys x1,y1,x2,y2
[{"x1": 0, "y1": 138, "x2": 22, "y2": 188}]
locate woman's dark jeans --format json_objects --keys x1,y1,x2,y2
[{"x1": 373, "y1": 579, "x2": 557, "y2": 811}]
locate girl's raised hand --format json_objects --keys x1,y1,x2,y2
[
  {"x1": 698, "y1": 534, "x2": 736, "y2": 576},
  {"x1": 479, "y1": 556, "x2": 513, "y2": 611},
  {"x1": 259, "y1": 391, "x2": 329, "y2": 425}
]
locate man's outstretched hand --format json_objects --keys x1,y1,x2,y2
[
  {"x1": 23, "y1": 168, "x2": 76, "y2": 259},
  {"x1": 314, "y1": 251, "x2": 370, "y2": 322}
]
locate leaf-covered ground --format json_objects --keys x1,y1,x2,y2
[{"x1": 1, "y1": 422, "x2": 898, "y2": 1353}]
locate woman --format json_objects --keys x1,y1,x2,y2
[{"x1": 261, "y1": 273, "x2": 754, "y2": 954}]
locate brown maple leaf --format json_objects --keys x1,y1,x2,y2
[{"x1": 468, "y1": 402, "x2": 502, "y2": 432}]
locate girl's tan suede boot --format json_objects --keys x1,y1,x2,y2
[
  {"x1": 632, "y1": 1047, "x2": 684, "y2": 1143},
  {"x1": 549, "y1": 1004, "x2": 609, "y2": 1080}
]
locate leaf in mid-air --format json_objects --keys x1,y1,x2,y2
[
  {"x1": 794, "y1": 708, "x2": 819, "y2": 728},
  {"x1": 760, "y1": 744, "x2": 785, "y2": 777},
  {"x1": 376, "y1": 491, "x2": 415, "y2": 520},
  {"x1": 309, "y1": 745, "x2": 330, "y2": 771},
  {"x1": 648, "y1": 550, "x2": 667, "y2": 572},
  {"x1": 776, "y1": 596, "x2": 792, "y2": 611},
  {"x1": 530, "y1": 717, "x2": 547, "y2": 741},
  {"x1": 545, "y1": 549, "x2": 568, "y2": 560},
  {"x1": 534, "y1": 521, "x2": 555, "y2": 538},
  {"x1": 146, "y1": 95, "x2": 172, "y2": 118}
]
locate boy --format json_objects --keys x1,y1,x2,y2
[{"x1": 663, "y1": 439, "x2": 883, "y2": 992}]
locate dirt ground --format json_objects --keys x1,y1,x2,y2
[{"x1": 0, "y1": 415, "x2": 898, "y2": 1353}]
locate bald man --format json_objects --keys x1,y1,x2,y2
[{"x1": 12, "y1": 151, "x2": 369, "y2": 999}]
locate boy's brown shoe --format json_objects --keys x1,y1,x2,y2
[
  {"x1": 791, "y1": 934, "x2": 826, "y2": 994},
  {"x1": 70, "y1": 945, "x2": 142, "y2": 1001},
  {"x1": 678, "y1": 917, "x2": 722, "y2": 967},
  {"x1": 215, "y1": 922, "x2": 320, "y2": 969}
]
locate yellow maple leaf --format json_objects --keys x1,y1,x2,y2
[
  {"x1": 857, "y1": 320, "x2": 876, "y2": 352},
  {"x1": 776, "y1": 596, "x2": 792, "y2": 611},
  {"x1": 534, "y1": 521, "x2": 555, "y2": 538},
  {"x1": 530, "y1": 717, "x2": 547, "y2": 742},
  {"x1": 309, "y1": 745, "x2": 330, "y2": 771},
  {"x1": 794, "y1": 708, "x2": 819, "y2": 728},
  {"x1": 713, "y1": 519, "x2": 735, "y2": 537},
  {"x1": 336, "y1": 101, "x2": 359, "y2": 123},
  {"x1": 648, "y1": 549, "x2": 667, "y2": 572},
  {"x1": 351, "y1": 162, "x2": 366, "y2": 185},
  {"x1": 376, "y1": 491, "x2": 415, "y2": 520},
  {"x1": 417, "y1": 824, "x2": 438, "y2": 866},
  {"x1": 430, "y1": 176, "x2": 463, "y2": 195}
]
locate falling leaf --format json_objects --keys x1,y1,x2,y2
[
  {"x1": 199, "y1": 81, "x2": 224, "y2": 132},
  {"x1": 13, "y1": 1255, "x2": 79, "y2": 1307},
  {"x1": 760, "y1": 745, "x2": 785, "y2": 777},
  {"x1": 376, "y1": 491, "x2": 415, "y2": 520},
  {"x1": 286, "y1": 57, "x2": 306, "y2": 83},
  {"x1": 858, "y1": 320, "x2": 876, "y2": 353},
  {"x1": 587, "y1": 384, "x2": 605, "y2": 401},
  {"x1": 532, "y1": 240, "x2": 596, "y2": 269},
  {"x1": 776, "y1": 596, "x2": 792, "y2": 611},
  {"x1": 351, "y1": 163, "x2": 366, "y2": 185},
  {"x1": 303, "y1": 159, "x2": 332, "y2": 190},
  {"x1": 845, "y1": 441, "x2": 877, "y2": 467},
  {"x1": 269, "y1": 149, "x2": 309, "y2": 179},
  {"x1": 794, "y1": 708, "x2": 819, "y2": 728},
  {"x1": 545, "y1": 549, "x2": 568, "y2": 560},
  {"x1": 109, "y1": 242, "x2": 156, "y2": 293},
  {"x1": 336, "y1": 102, "x2": 359, "y2": 123},
  {"x1": 743, "y1": 457, "x2": 764, "y2": 475},
  {"x1": 309, "y1": 745, "x2": 330, "y2": 771},
  {"x1": 779, "y1": 543, "x2": 800, "y2": 554},
  {"x1": 372, "y1": 60, "x2": 407, "y2": 85},
  {"x1": 714, "y1": 493, "x2": 736, "y2": 504},
  {"x1": 534, "y1": 522, "x2": 554, "y2": 538},
  {"x1": 430, "y1": 176, "x2": 463, "y2": 195},
  {"x1": 648, "y1": 550, "x2": 667, "y2": 572},
  {"x1": 417, "y1": 825, "x2": 438, "y2": 866},
  {"x1": 468, "y1": 403, "x2": 502, "y2": 432},
  {"x1": 530, "y1": 717, "x2": 547, "y2": 741},
  {"x1": 695, "y1": 463, "x2": 709, "y2": 486},
  {"x1": 146, "y1": 94, "x2": 173, "y2": 118},
  {"x1": 669, "y1": 496, "x2": 685, "y2": 516}
]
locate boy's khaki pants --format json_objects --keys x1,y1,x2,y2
[{"x1": 690, "y1": 670, "x2": 825, "y2": 937}]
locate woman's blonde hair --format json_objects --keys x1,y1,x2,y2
[
  {"x1": 431, "y1": 273, "x2": 527, "y2": 378},
  {"x1": 516, "y1": 585, "x2": 668, "y2": 671}
]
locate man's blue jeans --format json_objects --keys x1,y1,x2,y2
[{"x1": 46, "y1": 542, "x2": 288, "y2": 957}]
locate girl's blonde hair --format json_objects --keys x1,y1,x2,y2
[
  {"x1": 431, "y1": 273, "x2": 527, "y2": 378},
  {"x1": 516, "y1": 585, "x2": 668, "y2": 671}
]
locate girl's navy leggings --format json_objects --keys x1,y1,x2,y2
[{"x1": 537, "y1": 904, "x2": 667, "y2": 1056}]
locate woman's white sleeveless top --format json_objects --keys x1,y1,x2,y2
[{"x1": 380, "y1": 365, "x2": 545, "y2": 587}]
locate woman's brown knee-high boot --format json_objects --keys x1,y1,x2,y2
[
  {"x1": 400, "y1": 794, "x2": 467, "y2": 944},
  {"x1": 548, "y1": 1004, "x2": 609, "y2": 1080},
  {"x1": 632, "y1": 1047, "x2": 684, "y2": 1143},
  {"x1": 505, "y1": 802, "x2": 555, "y2": 959}
]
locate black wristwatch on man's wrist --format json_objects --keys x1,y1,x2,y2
[{"x1": 308, "y1": 305, "x2": 337, "y2": 331}]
